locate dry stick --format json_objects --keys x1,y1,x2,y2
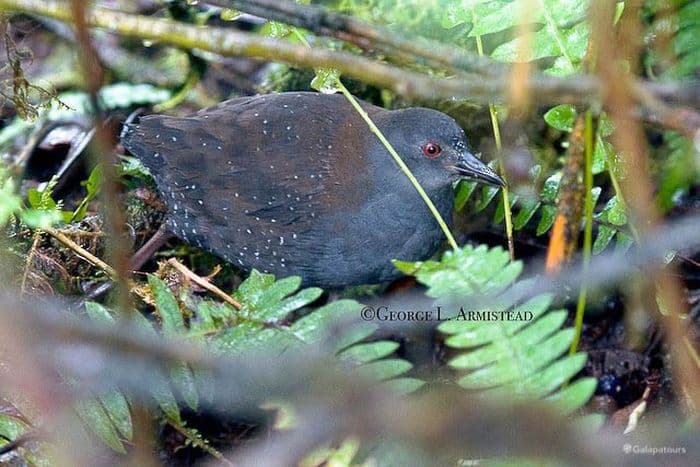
[
  {"x1": 212, "y1": 0, "x2": 506, "y2": 77},
  {"x1": 19, "y1": 230, "x2": 42, "y2": 296},
  {"x1": 167, "y1": 258, "x2": 242, "y2": 310},
  {"x1": 45, "y1": 227, "x2": 117, "y2": 278},
  {"x1": 69, "y1": 4, "x2": 153, "y2": 466},
  {"x1": 68, "y1": 0, "x2": 132, "y2": 311},
  {"x1": 166, "y1": 420, "x2": 235, "y2": 466},
  {"x1": 632, "y1": 81, "x2": 700, "y2": 140},
  {"x1": 1, "y1": 0, "x2": 696, "y2": 108},
  {"x1": 509, "y1": 0, "x2": 535, "y2": 114},
  {"x1": 592, "y1": 0, "x2": 700, "y2": 410},
  {"x1": 0, "y1": 0, "x2": 609, "y2": 105},
  {"x1": 569, "y1": 110, "x2": 594, "y2": 354}
]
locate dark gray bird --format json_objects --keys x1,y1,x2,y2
[{"x1": 121, "y1": 92, "x2": 504, "y2": 287}]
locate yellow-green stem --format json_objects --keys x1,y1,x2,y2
[
  {"x1": 474, "y1": 30, "x2": 514, "y2": 260},
  {"x1": 293, "y1": 27, "x2": 459, "y2": 249},
  {"x1": 599, "y1": 132, "x2": 640, "y2": 241},
  {"x1": 570, "y1": 110, "x2": 594, "y2": 354},
  {"x1": 154, "y1": 68, "x2": 200, "y2": 112},
  {"x1": 337, "y1": 84, "x2": 458, "y2": 249}
]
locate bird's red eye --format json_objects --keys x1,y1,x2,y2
[{"x1": 421, "y1": 142, "x2": 442, "y2": 158}]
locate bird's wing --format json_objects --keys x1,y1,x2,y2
[{"x1": 121, "y1": 92, "x2": 383, "y2": 271}]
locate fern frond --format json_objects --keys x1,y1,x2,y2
[{"x1": 395, "y1": 244, "x2": 596, "y2": 414}]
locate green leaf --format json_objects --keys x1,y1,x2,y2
[
  {"x1": 0, "y1": 178, "x2": 22, "y2": 226},
  {"x1": 293, "y1": 299, "x2": 363, "y2": 343},
  {"x1": 592, "y1": 225, "x2": 616, "y2": 254},
  {"x1": 615, "y1": 231, "x2": 635, "y2": 254},
  {"x1": 545, "y1": 377, "x2": 597, "y2": 415},
  {"x1": 85, "y1": 301, "x2": 116, "y2": 324},
  {"x1": 412, "y1": 245, "x2": 595, "y2": 412},
  {"x1": 395, "y1": 244, "x2": 522, "y2": 299},
  {"x1": 148, "y1": 277, "x2": 199, "y2": 409},
  {"x1": 540, "y1": 173, "x2": 562, "y2": 202},
  {"x1": 598, "y1": 113, "x2": 614, "y2": 137},
  {"x1": 149, "y1": 275, "x2": 185, "y2": 334},
  {"x1": 493, "y1": 194, "x2": 518, "y2": 225},
  {"x1": 491, "y1": 13, "x2": 590, "y2": 77},
  {"x1": 0, "y1": 414, "x2": 28, "y2": 441},
  {"x1": 99, "y1": 83, "x2": 172, "y2": 110},
  {"x1": 597, "y1": 196, "x2": 627, "y2": 226},
  {"x1": 608, "y1": 198, "x2": 628, "y2": 225},
  {"x1": 513, "y1": 196, "x2": 541, "y2": 230},
  {"x1": 192, "y1": 301, "x2": 235, "y2": 334},
  {"x1": 20, "y1": 209, "x2": 62, "y2": 228},
  {"x1": 332, "y1": 322, "x2": 377, "y2": 354},
  {"x1": 447, "y1": 309, "x2": 565, "y2": 362},
  {"x1": 263, "y1": 279, "x2": 316, "y2": 319},
  {"x1": 83, "y1": 303, "x2": 181, "y2": 428},
  {"x1": 233, "y1": 269, "x2": 276, "y2": 305},
  {"x1": 338, "y1": 341, "x2": 399, "y2": 364},
  {"x1": 439, "y1": 293, "x2": 553, "y2": 337},
  {"x1": 131, "y1": 313, "x2": 182, "y2": 422},
  {"x1": 380, "y1": 377, "x2": 425, "y2": 395},
  {"x1": 475, "y1": 185, "x2": 500, "y2": 212},
  {"x1": 467, "y1": 1, "x2": 518, "y2": 37},
  {"x1": 170, "y1": 363, "x2": 199, "y2": 411},
  {"x1": 311, "y1": 68, "x2": 341, "y2": 94},
  {"x1": 266, "y1": 21, "x2": 292, "y2": 39},
  {"x1": 119, "y1": 155, "x2": 152, "y2": 179},
  {"x1": 71, "y1": 165, "x2": 104, "y2": 222},
  {"x1": 454, "y1": 180, "x2": 478, "y2": 211},
  {"x1": 441, "y1": 0, "x2": 498, "y2": 29},
  {"x1": 26, "y1": 188, "x2": 43, "y2": 210},
  {"x1": 150, "y1": 373, "x2": 183, "y2": 423},
  {"x1": 356, "y1": 359, "x2": 413, "y2": 381},
  {"x1": 656, "y1": 132, "x2": 698, "y2": 212},
  {"x1": 544, "y1": 105, "x2": 577, "y2": 132},
  {"x1": 456, "y1": 328, "x2": 575, "y2": 389},
  {"x1": 83, "y1": 165, "x2": 103, "y2": 198},
  {"x1": 513, "y1": 352, "x2": 588, "y2": 399},
  {"x1": 75, "y1": 399, "x2": 127, "y2": 453},
  {"x1": 536, "y1": 205, "x2": 557, "y2": 235},
  {"x1": 99, "y1": 391, "x2": 133, "y2": 440}
]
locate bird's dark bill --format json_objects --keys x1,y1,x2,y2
[{"x1": 450, "y1": 154, "x2": 506, "y2": 187}]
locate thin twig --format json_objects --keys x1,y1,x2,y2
[
  {"x1": 1, "y1": 0, "x2": 697, "y2": 107},
  {"x1": 69, "y1": 0, "x2": 133, "y2": 314},
  {"x1": 167, "y1": 258, "x2": 242, "y2": 310},
  {"x1": 632, "y1": 81, "x2": 700, "y2": 140},
  {"x1": 0, "y1": 431, "x2": 39, "y2": 456},
  {"x1": 570, "y1": 110, "x2": 595, "y2": 354},
  {"x1": 44, "y1": 227, "x2": 117, "y2": 278},
  {"x1": 19, "y1": 230, "x2": 42, "y2": 296},
  {"x1": 473, "y1": 16, "x2": 514, "y2": 260},
  {"x1": 166, "y1": 419, "x2": 235, "y2": 466},
  {"x1": 592, "y1": 0, "x2": 700, "y2": 409},
  {"x1": 211, "y1": 0, "x2": 506, "y2": 77}
]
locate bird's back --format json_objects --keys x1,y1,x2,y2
[{"x1": 122, "y1": 92, "x2": 394, "y2": 284}]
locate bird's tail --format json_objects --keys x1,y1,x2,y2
[
  {"x1": 120, "y1": 120, "x2": 141, "y2": 151},
  {"x1": 120, "y1": 119, "x2": 165, "y2": 176}
]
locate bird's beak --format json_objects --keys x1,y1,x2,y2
[{"x1": 449, "y1": 152, "x2": 506, "y2": 187}]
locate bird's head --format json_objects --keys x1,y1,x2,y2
[{"x1": 379, "y1": 107, "x2": 505, "y2": 190}]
